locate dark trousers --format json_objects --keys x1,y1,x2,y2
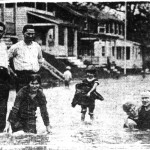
[
  {"x1": 0, "y1": 83, "x2": 9, "y2": 132},
  {"x1": 15, "y1": 70, "x2": 39, "y2": 92}
]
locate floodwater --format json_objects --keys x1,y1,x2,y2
[{"x1": 1, "y1": 75, "x2": 150, "y2": 150}]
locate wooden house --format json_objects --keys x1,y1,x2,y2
[{"x1": 0, "y1": 2, "x2": 143, "y2": 69}]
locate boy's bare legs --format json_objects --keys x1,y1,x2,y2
[{"x1": 90, "y1": 114, "x2": 94, "y2": 121}]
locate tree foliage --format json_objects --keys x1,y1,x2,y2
[{"x1": 127, "y1": 2, "x2": 150, "y2": 45}]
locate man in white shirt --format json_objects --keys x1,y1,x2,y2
[
  {"x1": 0, "y1": 22, "x2": 10, "y2": 132},
  {"x1": 8, "y1": 24, "x2": 44, "y2": 92}
]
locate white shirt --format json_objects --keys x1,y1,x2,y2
[
  {"x1": 63, "y1": 70, "x2": 72, "y2": 81},
  {"x1": 0, "y1": 41, "x2": 9, "y2": 69},
  {"x1": 8, "y1": 40, "x2": 43, "y2": 72}
]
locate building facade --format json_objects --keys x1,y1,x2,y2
[{"x1": 0, "y1": 2, "x2": 143, "y2": 69}]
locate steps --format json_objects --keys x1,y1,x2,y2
[
  {"x1": 67, "y1": 57, "x2": 86, "y2": 68},
  {"x1": 102, "y1": 63, "x2": 122, "y2": 79},
  {"x1": 42, "y1": 59, "x2": 64, "y2": 81}
]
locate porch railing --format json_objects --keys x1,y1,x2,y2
[{"x1": 82, "y1": 56, "x2": 99, "y2": 65}]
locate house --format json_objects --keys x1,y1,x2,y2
[
  {"x1": 0, "y1": 2, "x2": 143, "y2": 69},
  {"x1": 79, "y1": 8, "x2": 142, "y2": 69}
]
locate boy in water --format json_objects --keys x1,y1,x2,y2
[
  {"x1": 4, "y1": 74, "x2": 51, "y2": 134},
  {"x1": 138, "y1": 91, "x2": 150, "y2": 130}
]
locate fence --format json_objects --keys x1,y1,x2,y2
[{"x1": 82, "y1": 56, "x2": 99, "y2": 65}]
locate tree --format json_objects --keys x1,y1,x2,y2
[{"x1": 127, "y1": 2, "x2": 150, "y2": 45}]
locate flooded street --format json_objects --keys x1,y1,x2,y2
[{"x1": 1, "y1": 75, "x2": 150, "y2": 149}]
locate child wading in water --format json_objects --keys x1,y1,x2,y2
[
  {"x1": 80, "y1": 65, "x2": 99, "y2": 122},
  {"x1": 4, "y1": 74, "x2": 51, "y2": 134}
]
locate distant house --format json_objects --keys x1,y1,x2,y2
[{"x1": 80, "y1": 9, "x2": 142, "y2": 69}]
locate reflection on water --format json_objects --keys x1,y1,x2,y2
[
  {"x1": 0, "y1": 133, "x2": 50, "y2": 145},
  {"x1": 1, "y1": 118, "x2": 150, "y2": 149}
]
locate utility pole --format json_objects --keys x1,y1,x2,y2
[{"x1": 124, "y1": 1, "x2": 127, "y2": 75}]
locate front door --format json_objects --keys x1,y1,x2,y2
[{"x1": 68, "y1": 28, "x2": 74, "y2": 56}]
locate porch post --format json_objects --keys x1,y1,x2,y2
[
  {"x1": 1, "y1": 4, "x2": 4, "y2": 22},
  {"x1": 64, "y1": 27, "x2": 68, "y2": 56},
  {"x1": 105, "y1": 40, "x2": 108, "y2": 57},
  {"x1": 114, "y1": 40, "x2": 117, "y2": 60},
  {"x1": 73, "y1": 29, "x2": 77, "y2": 57},
  {"x1": 14, "y1": 3, "x2": 17, "y2": 35},
  {"x1": 54, "y1": 25, "x2": 59, "y2": 56}
]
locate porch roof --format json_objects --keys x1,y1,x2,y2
[
  {"x1": 27, "y1": 11, "x2": 78, "y2": 28},
  {"x1": 97, "y1": 11, "x2": 124, "y2": 23}
]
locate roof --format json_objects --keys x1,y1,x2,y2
[
  {"x1": 55, "y1": 3, "x2": 84, "y2": 18},
  {"x1": 97, "y1": 11, "x2": 124, "y2": 23},
  {"x1": 27, "y1": 11, "x2": 78, "y2": 28}
]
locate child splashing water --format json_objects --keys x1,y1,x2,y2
[{"x1": 4, "y1": 74, "x2": 51, "y2": 134}]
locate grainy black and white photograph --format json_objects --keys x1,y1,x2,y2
[{"x1": 1, "y1": 0, "x2": 150, "y2": 149}]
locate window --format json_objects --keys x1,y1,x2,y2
[
  {"x1": 17, "y1": 2, "x2": 35, "y2": 8},
  {"x1": 112, "y1": 46, "x2": 115, "y2": 56},
  {"x1": 98, "y1": 24, "x2": 105, "y2": 33},
  {"x1": 122, "y1": 24, "x2": 125, "y2": 36},
  {"x1": 36, "y1": 2, "x2": 46, "y2": 11},
  {"x1": 119, "y1": 24, "x2": 122, "y2": 35},
  {"x1": 106, "y1": 24, "x2": 109, "y2": 33},
  {"x1": 47, "y1": 3, "x2": 54, "y2": 12},
  {"x1": 115, "y1": 23, "x2": 118, "y2": 34},
  {"x1": 98, "y1": 26, "x2": 105, "y2": 33},
  {"x1": 122, "y1": 47, "x2": 124, "y2": 60},
  {"x1": 117, "y1": 47, "x2": 121, "y2": 59},
  {"x1": 135, "y1": 48, "x2": 138, "y2": 59},
  {"x1": 126, "y1": 47, "x2": 130, "y2": 60},
  {"x1": 5, "y1": 3, "x2": 14, "y2": 8},
  {"x1": 110, "y1": 23, "x2": 114, "y2": 33},
  {"x1": 58, "y1": 26, "x2": 64, "y2": 46},
  {"x1": 83, "y1": 19, "x2": 88, "y2": 31},
  {"x1": 102, "y1": 46, "x2": 105, "y2": 56}
]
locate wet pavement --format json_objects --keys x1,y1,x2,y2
[{"x1": 1, "y1": 75, "x2": 150, "y2": 149}]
